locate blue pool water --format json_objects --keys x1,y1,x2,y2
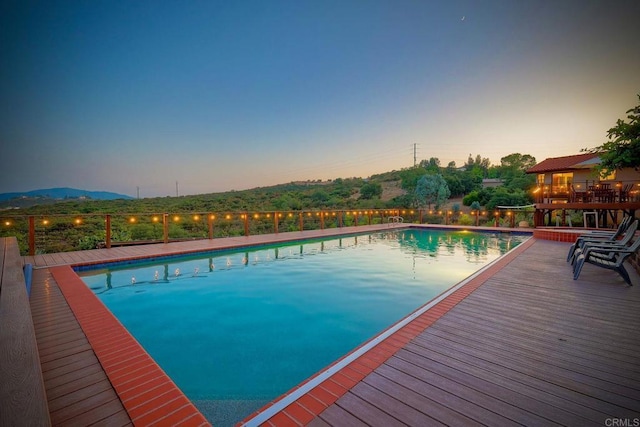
[{"x1": 79, "y1": 229, "x2": 527, "y2": 425}]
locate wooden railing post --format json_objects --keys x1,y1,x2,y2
[
  {"x1": 299, "y1": 212, "x2": 304, "y2": 231},
  {"x1": 274, "y1": 212, "x2": 279, "y2": 233},
  {"x1": 163, "y1": 213, "x2": 169, "y2": 243},
  {"x1": 244, "y1": 213, "x2": 249, "y2": 236},
  {"x1": 338, "y1": 211, "x2": 343, "y2": 228},
  {"x1": 208, "y1": 214, "x2": 214, "y2": 239},
  {"x1": 105, "y1": 214, "x2": 111, "y2": 248},
  {"x1": 28, "y1": 216, "x2": 35, "y2": 256},
  {"x1": 320, "y1": 212, "x2": 325, "y2": 230},
  {"x1": 354, "y1": 212, "x2": 359, "y2": 226}
]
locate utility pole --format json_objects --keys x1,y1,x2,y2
[{"x1": 413, "y1": 143, "x2": 417, "y2": 168}]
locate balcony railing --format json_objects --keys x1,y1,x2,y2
[{"x1": 534, "y1": 180, "x2": 640, "y2": 204}]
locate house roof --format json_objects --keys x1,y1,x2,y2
[{"x1": 526, "y1": 153, "x2": 600, "y2": 174}]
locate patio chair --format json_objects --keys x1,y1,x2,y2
[
  {"x1": 573, "y1": 236, "x2": 640, "y2": 285},
  {"x1": 566, "y1": 216, "x2": 633, "y2": 262},
  {"x1": 619, "y1": 183, "x2": 634, "y2": 202},
  {"x1": 569, "y1": 219, "x2": 638, "y2": 265}
]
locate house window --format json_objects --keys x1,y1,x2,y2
[
  {"x1": 537, "y1": 174, "x2": 544, "y2": 185},
  {"x1": 601, "y1": 169, "x2": 616, "y2": 180},
  {"x1": 552, "y1": 173, "x2": 573, "y2": 195}
]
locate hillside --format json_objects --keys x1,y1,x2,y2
[{"x1": 0, "y1": 187, "x2": 134, "y2": 209}]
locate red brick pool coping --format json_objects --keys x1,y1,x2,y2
[
  {"x1": 240, "y1": 237, "x2": 537, "y2": 426},
  {"x1": 49, "y1": 266, "x2": 210, "y2": 427}
]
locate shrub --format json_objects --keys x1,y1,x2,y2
[{"x1": 458, "y1": 214, "x2": 474, "y2": 226}]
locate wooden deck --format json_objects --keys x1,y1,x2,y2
[
  {"x1": 300, "y1": 238, "x2": 640, "y2": 426},
  {"x1": 29, "y1": 268, "x2": 132, "y2": 426},
  {"x1": 17, "y1": 224, "x2": 640, "y2": 426}
]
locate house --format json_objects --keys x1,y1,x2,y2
[
  {"x1": 481, "y1": 178, "x2": 504, "y2": 189},
  {"x1": 526, "y1": 153, "x2": 640, "y2": 203},
  {"x1": 526, "y1": 153, "x2": 640, "y2": 228}
]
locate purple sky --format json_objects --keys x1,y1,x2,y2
[{"x1": 1, "y1": 0, "x2": 639, "y2": 197}]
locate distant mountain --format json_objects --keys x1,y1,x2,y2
[{"x1": 0, "y1": 187, "x2": 134, "y2": 202}]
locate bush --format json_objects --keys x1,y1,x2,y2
[{"x1": 457, "y1": 214, "x2": 474, "y2": 226}]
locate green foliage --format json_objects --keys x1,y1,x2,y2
[
  {"x1": 484, "y1": 188, "x2": 532, "y2": 211},
  {"x1": 505, "y1": 174, "x2": 536, "y2": 191},
  {"x1": 470, "y1": 201, "x2": 481, "y2": 211},
  {"x1": 463, "y1": 190, "x2": 483, "y2": 206},
  {"x1": 585, "y1": 94, "x2": 640, "y2": 173},
  {"x1": 457, "y1": 213, "x2": 474, "y2": 226},
  {"x1": 419, "y1": 157, "x2": 441, "y2": 174},
  {"x1": 359, "y1": 182, "x2": 382, "y2": 199},
  {"x1": 415, "y1": 174, "x2": 451, "y2": 209},
  {"x1": 399, "y1": 167, "x2": 428, "y2": 191}
]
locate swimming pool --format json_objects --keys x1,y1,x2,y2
[{"x1": 79, "y1": 228, "x2": 527, "y2": 426}]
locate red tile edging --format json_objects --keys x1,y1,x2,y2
[
  {"x1": 49, "y1": 266, "x2": 210, "y2": 427},
  {"x1": 533, "y1": 228, "x2": 581, "y2": 243},
  {"x1": 241, "y1": 237, "x2": 538, "y2": 426}
]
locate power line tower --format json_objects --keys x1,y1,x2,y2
[{"x1": 413, "y1": 143, "x2": 419, "y2": 168}]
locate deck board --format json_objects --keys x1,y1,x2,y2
[
  {"x1": 312, "y1": 239, "x2": 640, "y2": 426},
  {"x1": 29, "y1": 267, "x2": 133, "y2": 427}
]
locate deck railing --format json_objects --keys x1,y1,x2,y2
[{"x1": 1, "y1": 208, "x2": 530, "y2": 255}]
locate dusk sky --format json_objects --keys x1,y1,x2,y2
[{"x1": 1, "y1": 1, "x2": 639, "y2": 198}]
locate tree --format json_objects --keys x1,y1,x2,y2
[
  {"x1": 585, "y1": 94, "x2": 640, "y2": 173},
  {"x1": 499, "y1": 153, "x2": 537, "y2": 176},
  {"x1": 419, "y1": 157, "x2": 441, "y2": 174},
  {"x1": 399, "y1": 167, "x2": 428, "y2": 192},
  {"x1": 415, "y1": 174, "x2": 451, "y2": 209},
  {"x1": 359, "y1": 182, "x2": 382, "y2": 199}
]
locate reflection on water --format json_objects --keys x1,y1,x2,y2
[{"x1": 83, "y1": 229, "x2": 524, "y2": 294}]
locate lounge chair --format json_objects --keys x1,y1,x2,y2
[
  {"x1": 569, "y1": 219, "x2": 638, "y2": 265},
  {"x1": 573, "y1": 237, "x2": 640, "y2": 285},
  {"x1": 566, "y1": 216, "x2": 634, "y2": 262}
]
